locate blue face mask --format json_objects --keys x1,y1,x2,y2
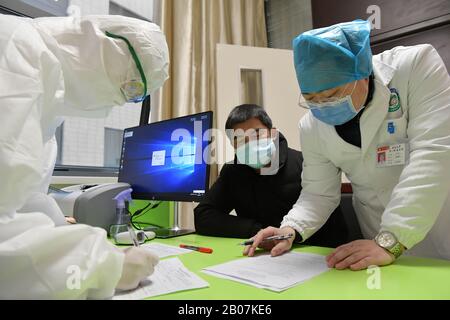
[
  {"x1": 236, "y1": 138, "x2": 275, "y2": 169},
  {"x1": 307, "y1": 95, "x2": 363, "y2": 126}
]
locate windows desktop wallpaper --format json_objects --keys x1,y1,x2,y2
[{"x1": 118, "y1": 113, "x2": 211, "y2": 199}]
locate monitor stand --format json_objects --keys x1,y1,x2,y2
[{"x1": 154, "y1": 202, "x2": 195, "y2": 238}]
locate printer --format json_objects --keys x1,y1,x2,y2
[{"x1": 49, "y1": 183, "x2": 131, "y2": 234}]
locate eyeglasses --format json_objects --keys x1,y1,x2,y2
[
  {"x1": 298, "y1": 81, "x2": 357, "y2": 109},
  {"x1": 232, "y1": 128, "x2": 272, "y2": 148}
]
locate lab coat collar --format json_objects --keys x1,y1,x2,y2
[
  {"x1": 372, "y1": 57, "x2": 396, "y2": 87},
  {"x1": 359, "y1": 58, "x2": 396, "y2": 156}
]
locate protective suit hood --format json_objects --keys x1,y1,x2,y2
[{"x1": 32, "y1": 15, "x2": 169, "y2": 117}]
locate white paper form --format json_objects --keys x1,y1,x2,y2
[
  {"x1": 202, "y1": 252, "x2": 330, "y2": 292},
  {"x1": 141, "y1": 242, "x2": 193, "y2": 258},
  {"x1": 113, "y1": 257, "x2": 209, "y2": 300}
]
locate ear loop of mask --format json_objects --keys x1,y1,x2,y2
[
  {"x1": 105, "y1": 31, "x2": 148, "y2": 101},
  {"x1": 336, "y1": 81, "x2": 357, "y2": 101}
]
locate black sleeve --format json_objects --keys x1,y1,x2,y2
[
  {"x1": 294, "y1": 231, "x2": 303, "y2": 243},
  {"x1": 194, "y1": 166, "x2": 263, "y2": 238}
]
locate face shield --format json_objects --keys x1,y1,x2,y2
[{"x1": 105, "y1": 31, "x2": 148, "y2": 103}]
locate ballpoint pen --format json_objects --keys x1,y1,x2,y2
[
  {"x1": 128, "y1": 224, "x2": 140, "y2": 247},
  {"x1": 238, "y1": 233, "x2": 294, "y2": 246},
  {"x1": 180, "y1": 244, "x2": 213, "y2": 254}
]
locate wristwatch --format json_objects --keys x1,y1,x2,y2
[{"x1": 374, "y1": 231, "x2": 404, "y2": 259}]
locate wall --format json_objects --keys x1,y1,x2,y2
[
  {"x1": 112, "y1": 0, "x2": 153, "y2": 19},
  {"x1": 68, "y1": 0, "x2": 108, "y2": 15},
  {"x1": 68, "y1": 0, "x2": 153, "y2": 18}
]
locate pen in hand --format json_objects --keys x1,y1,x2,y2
[{"x1": 238, "y1": 233, "x2": 294, "y2": 246}]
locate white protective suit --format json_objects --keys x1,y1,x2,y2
[
  {"x1": 0, "y1": 14, "x2": 169, "y2": 299},
  {"x1": 281, "y1": 45, "x2": 450, "y2": 260}
]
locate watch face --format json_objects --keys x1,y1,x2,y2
[{"x1": 376, "y1": 231, "x2": 397, "y2": 249}]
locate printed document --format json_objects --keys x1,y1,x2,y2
[
  {"x1": 114, "y1": 257, "x2": 209, "y2": 299},
  {"x1": 141, "y1": 242, "x2": 193, "y2": 258},
  {"x1": 202, "y1": 252, "x2": 329, "y2": 292}
]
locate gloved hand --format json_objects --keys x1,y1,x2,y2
[{"x1": 116, "y1": 247, "x2": 159, "y2": 291}]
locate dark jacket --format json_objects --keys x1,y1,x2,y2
[{"x1": 194, "y1": 133, "x2": 349, "y2": 248}]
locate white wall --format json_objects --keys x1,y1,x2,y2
[
  {"x1": 68, "y1": 0, "x2": 109, "y2": 15},
  {"x1": 111, "y1": 0, "x2": 153, "y2": 20},
  {"x1": 67, "y1": 0, "x2": 153, "y2": 19}
]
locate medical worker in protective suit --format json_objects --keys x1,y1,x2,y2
[
  {"x1": 245, "y1": 20, "x2": 450, "y2": 270},
  {"x1": 0, "y1": 14, "x2": 169, "y2": 298}
]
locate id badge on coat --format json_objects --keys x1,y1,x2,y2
[
  {"x1": 376, "y1": 87, "x2": 409, "y2": 168},
  {"x1": 376, "y1": 143, "x2": 408, "y2": 167}
]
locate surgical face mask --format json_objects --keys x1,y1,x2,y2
[
  {"x1": 308, "y1": 95, "x2": 362, "y2": 125},
  {"x1": 236, "y1": 138, "x2": 276, "y2": 169},
  {"x1": 106, "y1": 31, "x2": 148, "y2": 103},
  {"x1": 299, "y1": 82, "x2": 363, "y2": 125}
]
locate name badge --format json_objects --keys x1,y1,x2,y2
[{"x1": 376, "y1": 143, "x2": 407, "y2": 167}]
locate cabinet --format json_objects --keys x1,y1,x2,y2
[{"x1": 311, "y1": 0, "x2": 450, "y2": 70}]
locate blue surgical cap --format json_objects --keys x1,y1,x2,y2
[{"x1": 293, "y1": 20, "x2": 373, "y2": 93}]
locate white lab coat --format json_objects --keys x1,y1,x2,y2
[
  {"x1": 281, "y1": 44, "x2": 450, "y2": 260},
  {"x1": 0, "y1": 14, "x2": 169, "y2": 299}
]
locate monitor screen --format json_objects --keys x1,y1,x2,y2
[{"x1": 118, "y1": 111, "x2": 212, "y2": 202}]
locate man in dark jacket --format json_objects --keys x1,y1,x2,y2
[{"x1": 194, "y1": 104, "x2": 349, "y2": 247}]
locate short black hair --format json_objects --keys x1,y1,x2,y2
[{"x1": 225, "y1": 104, "x2": 272, "y2": 130}]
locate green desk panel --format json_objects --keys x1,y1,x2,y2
[
  {"x1": 129, "y1": 200, "x2": 173, "y2": 229},
  {"x1": 143, "y1": 234, "x2": 450, "y2": 300}
]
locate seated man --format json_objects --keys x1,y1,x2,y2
[{"x1": 194, "y1": 104, "x2": 349, "y2": 247}]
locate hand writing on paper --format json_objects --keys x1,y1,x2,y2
[
  {"x1": 326, "y1": 240, "x2": 395, "y2": 271},
  {"x1": 243, "y1": 226, "x2": 296, "y2": 257}
]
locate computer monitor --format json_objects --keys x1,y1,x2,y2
[{"x1": 118, "y1": 111, "x2": 213, "y2": 238}]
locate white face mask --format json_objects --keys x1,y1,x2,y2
[{"x1": 236, "y1": 138, "x2": 276, "y2": 169}]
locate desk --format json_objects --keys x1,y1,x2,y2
[{"x1": 145, "y1": 234, "x2": 450, "y2": 300}]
